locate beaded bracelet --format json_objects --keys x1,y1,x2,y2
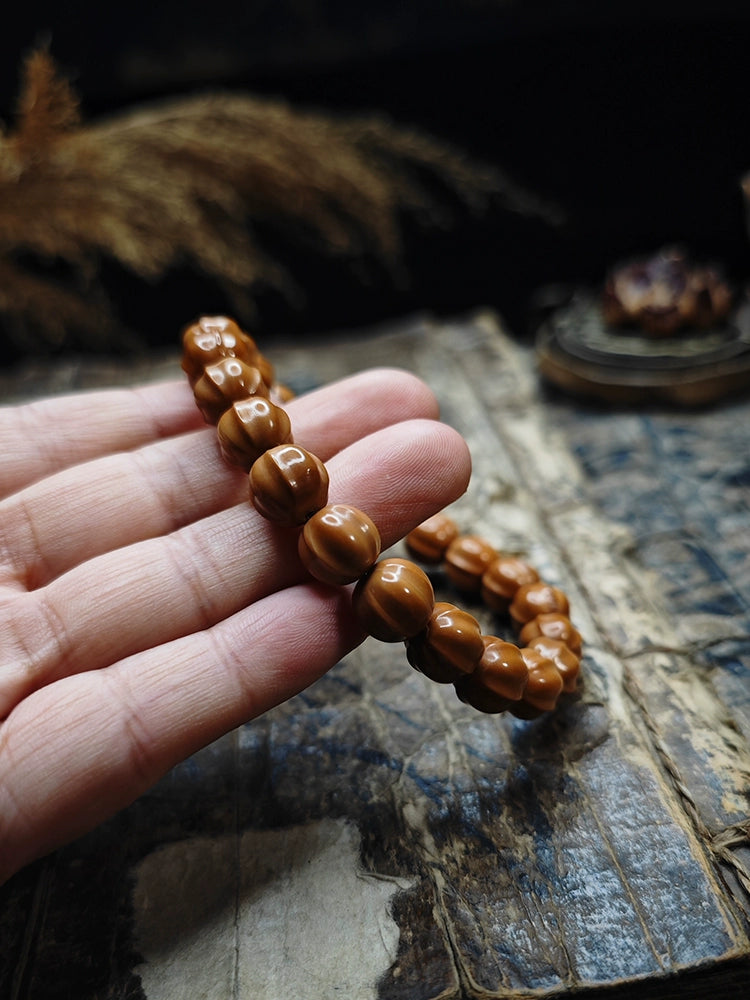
[{"x1": 182, "y1": 315, "x2": 582, "y2": 719}]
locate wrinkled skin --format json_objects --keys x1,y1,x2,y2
[{"x1": 0, "y1": 369, "x2": 471, "y2": 884}]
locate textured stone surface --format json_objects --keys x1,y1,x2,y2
[{"x1": 1, "y1": 312, "x2": 749, "y2": 998}]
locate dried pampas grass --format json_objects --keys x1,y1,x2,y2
[{"x1": 0, "y1": 49, "x2": 546, "y2": 354}]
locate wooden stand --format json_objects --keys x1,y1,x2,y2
[{"x1": 536, "y1": 293, "x2": 750, "y2": 406}]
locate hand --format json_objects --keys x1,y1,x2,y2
[{"x1": 0, "y1": 368, "x2": 470, "y2": 883}]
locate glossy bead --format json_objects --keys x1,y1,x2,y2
[
  {"x1": 272, "y1": 382, "x2": 296, "y2": 404},
  {"x1": 455, "y1": 673, "x2": 513, "y2": 714},
  {"x1": 475, "y1": 636, "x2": 529, "y2": 700},
  {"x1": 526, "y1": 636, "x2": 580, "y2": 693},
  {"x1": 444, "y1": 535, "x2": 498, "y2": 592},
  {"x1": 181, "y1": 316, "x2": 258, "y2": 386},
  {"x1": 299, "y1": 504, "x2": 381, "y2": 586},
  {"x1": 249, "y1": 445, "x2": 329, "y2": 524},
  {"x1": 193, "y1": 358, "x2": 269, "y2": 424},
  {"x1": 518, "y1": 613, "x2": 582, "y2": 656},
  {"x1": 509, "y1": 581, "x2": 570, "y2": 625},
  {"x1": 515, "y1": 647, "x2": 564, "y2": 713},
  {"x1": 353, "y1": 558, "x2": 434, "y2": 642},
  {"x1": 405, "y1": 513, "x2": 459, "y2": 564},
  {"x1": 481, "y1": 555, "x2": 540, "y2": 612},
  {"x1": 454, "y1": 635, "x2": 529, "y2": 713},
  {"x1": 405, "y1": 602, "x2": 484, "y2": 683},
  {"x1": 217, "y1": 396, "x2": 293, "y2": 471},
  {"x1": 252, "y1": 352, "x2": 275, "y2": 390}
]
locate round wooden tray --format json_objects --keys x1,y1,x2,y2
[{"x1": 536, "y1": 292, "x2": 750, "y2": 405}]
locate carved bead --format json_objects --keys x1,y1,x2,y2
[
  {"x1": 252, "y1": 352, "x2": 275, "y2": 390},
  {"x1": 249, "y1": 445, "x2": 329, "y2": 524},
  {"x1": 512, "y1": 648, "x2": 564, "y2": 714},
  {"x1": 518, "y1": 612, "x2": 582, "y2": 655},
  {"x1": 353, "y1": 558, "x2": 434, "y2": 642},
  {"x1": 481, "y1": 556, "x2": 540, "y2": 612},
  {"x1": 272, "y1": 383, "x2": 296, "y2": 404},
  {"x1": 405, "y1": 513, "x2": 459, "y2": 564},
  {"x1": 476, "y1": 636, "x2": 529, "y2": 700},
  {"x1": 526, "y1": 636, "x2": 581, "y2": 693},
  {"x1": 405, "y1": 602, "x2": 484, "y2": 683},
  {"x1": 299, "y1": 504, "x2": 381, "y2": 586},
  {"x1": 217, "y1": 396, "x2": 293, "y2": 471},
  {"x1": 509, "y1": 581, "x2": 570, "y2": 625},
  {"x1": 444, "y1": 535, "x2": 498, "y2": 592},
  {"x1": 181, "y1": 316, "x2": 259, "y2": 386},
  {"x1": 193, "y1": 358, "x2": 269, "y2": 424},
  {"x1": 455, "y1": 673, "x2": 513, "y2": 714},
  {"x1": 454, "y1": 634, "x2": 529, "y2": 713}
]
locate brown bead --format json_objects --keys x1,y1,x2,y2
[
  {"x1": 475, "y1": 636, "x2": 529, "y2": 700},
  {"x1": 181, "y1": 316, "x2": 258, "y2": 386},
  {"x1": 272, "y1": 383, "x2": 296, "y2": 404},
  {"x1": 454, "y1": 635, "x2": 529, "y2": 714},
  {"x1": 454, "y1": 674, "x2": 513, "y2": 714},
  {"x1": 193, "y1": 358, "x2": 269, "y2": 425},
  {"x1": 444, "y1": 535, "x2": 498, "y2": 592},
  {"x1": 481, "y1": 556, "x2": 540, "y2": 612},
  {"x1": 404, "y1": 513, "x2": 459, "y2": 564},
  {"x1": 509, "y1": 581, "x2": 570, "y2": 625},
  {"x1": 518, "y1": 613, "x2": 582, "y2": 656},
  {"x1": 299, "y1": 504, "x2": 381, "y2": 586},
  {"x1": 353, "y1": 558, "x2": 434, "y2": 642},
  {"x1": 516, "y1": 648, "x2": 564, "y2": 712},
  {"x1": 526, "y1": 636, "x2": 581, "y2": 693},
  {"x1": 405, "y1": 602, "x2": 484, "y2": 683},
  {"x1": 252, "y1": 352, "x2": 275, "y2": 390},
  {"x1": 249, "y1": 445, "x2": 329, "y2": 525},
  {"x1": 508, "y1": 701, "x2": 546, "y2": 721},
  {"x1": 217, "y1": 396, "x2": 293, "y2": 471}
]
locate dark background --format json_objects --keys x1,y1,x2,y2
[{"x1": 2, "y1": 1, "x2": 750, "y2": 345}]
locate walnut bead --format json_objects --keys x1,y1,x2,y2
[
  {"x1": 404, "y1": 513, "x2": 459, "y2": 564},
  {"x1": 481, "y1": 556, "x2": 540, "y2": 612},
  {"x1": 217, "y1": 396, "x2": 293, "y2": 471},
  {"x1": 512, "y1": 647, "x2": 564, "y2": 714},
  {"x1": 455, "y1": 674, "x2": 513, "y2": 714},
  {"x1": 454, "y1": 635, "x2": 529, "y2": 714},
  {"x1": 405, "y1": 602, "x2": 484, "y2": 683},
  {"x1": 181, "y1": 316, "x2": 258, "y2": 386},
  {"x1": 249, "y1": 445, "x2": 329, "y2": 525},
  {"x1": 518, "y1": 613, "x2": 582, "y2": 656},
  {"x1": 299, "y1": 504, "x2": 381, "y2": 586},
  {"x1": 509, "y1": 581, "x2": 570, "y2": 625},
  {"x1": 444, "y1": 535, "x2": 498, "y2": 592},
  {"x1": 272, "y1": 383, "x2": 296, "y2": 404},
  {"x1": 193, "y1": 358, "x2": 269, "y2": 425},
  {"x1": 476, "y1": 637, "x2": 529, "y2": 700},
  {"x1": 353, "y1": 558, "x2": 434, "y2": 642},
  {"x1": 526, "y1": 636, "x2": 581, "y2": 693},
  {"x1": 252, "y1": 352, "x2": 275, "y2": 390}
]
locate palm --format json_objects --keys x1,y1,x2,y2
[{"x1": 0, "y1": 369, "x2": 470, "y2": 883}]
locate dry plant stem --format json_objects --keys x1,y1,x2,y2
[{"x1": 0, "y1": 48, "x2": 544, "y2": 351}]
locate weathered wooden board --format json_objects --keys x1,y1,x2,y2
[{"x1": 1, "y1": 312, "x2": 749, "y2": 998}]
